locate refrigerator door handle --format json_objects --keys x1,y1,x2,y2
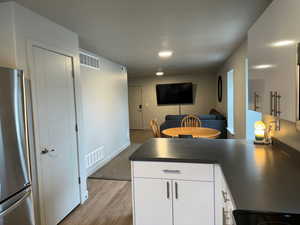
[
  {"x1": 0, "y1": 188, "x2": 31, "y2": 217},
  {"x1": 23, "y1": 75, "x2": 33, "y2": 183}
]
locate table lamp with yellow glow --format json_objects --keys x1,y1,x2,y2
[{"x1": 254, "y1": 121, "x2": 266, "y2": 144}]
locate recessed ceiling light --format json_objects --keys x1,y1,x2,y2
[
  {"x1": 252, "y1": 64, "x2": 274, "y2": 69},
  {"x1": 158, "y1": 51, "x2": 173, "y2": 58},
  {"x1": 271, "y1": 40, "x2": 296, "y2": 47},
  {"x1": 156, "y1": 71, "x2": 164, "y2": 76}
]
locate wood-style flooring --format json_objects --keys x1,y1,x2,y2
[
  {"x1": 60, "y1": 129, "x2": 153, "y2": 225},
  {"x1": 130, "y1": 129, "x2": 153, "y2": 143},
  {"x1": 59, "y1": 179, "x2": 132, "y2": 225}
]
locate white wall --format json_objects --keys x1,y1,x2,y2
[
  {"x1": 12, "y1": 1, "x2": 88, "y2": 202},
  {"x1": 13, "y1": 2, "x2": 80, "y2": 77},
  {"x1": 128, "y1": 73, "x2": 217, "y2": 129},
  {"x1": 0, "y1": 1, "x2": 131, "y2": 206},
  {"x1": 0, "y1": 2, "x2": 87, "y2": 221},
  {"x1": 80, "y1": 55, "x2": 130, "y2": 175},
  {"x1": 0, "y1": 2, "x2": 16, "y2": 68},
  {"x1": 216, "y1": 41, "x2": 247, "y2": 139}
]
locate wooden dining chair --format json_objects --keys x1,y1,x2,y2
[
  {"x1": 181, "y1": 114, "x2": 201, "y2": 127},
  {"x1": 150, "y1": 120, "x2": 161, "y2": 138}
]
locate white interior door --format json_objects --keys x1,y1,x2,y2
[
  {"x1": 133, "y1": 178, "x2": 173, "y2": 225},
  {"x1": 128, "y1": 86, "x2": 143, "y2": 129},
  {"x1": 173, "y1": 180, "x2": 214, "y2": 225},
  {"x1": 31, "y1": 46, "x2": 80, "y2": 225}
]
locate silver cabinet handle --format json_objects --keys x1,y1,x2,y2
[
  {"x1": 270, "y1": 91, "x2": 275, "y2": 115},
  {"x1": 175, "y1": 182, "x2": 178, "y2": 199},
  {"x1": 0, "y1": 188, "x2": 31, "y2": 217},
  {"x1": 274, "y1": 91, "x2": 278, "y2": 116},
  {"x1": 254, "y1": 92, "x2": 257, "y2": 111},
  {"x1": 254, "y1": 92, "x2": 260, "y2": 111},
  {"x1": 162, "y1": 169, "x2": 181, "y2": 174},
  {"x1": 223, "y1": 208, "x2": 232, "y2": 225},
  {"x1": 166, "y1": 182, "x2": 170, "y2": 199},
  {"x1": 272, "y1": 91, "x2": 281, "y2": 117},
  {"x1": 277, "y1": 94, "x2": 281, "y2": 117},
  {"x1": 222, "y1": 190, "x2": 230, "y2": 203}
]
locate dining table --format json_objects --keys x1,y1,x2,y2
[{"x1": 162, "y1": 127, "x2": 221, "y2": 139}]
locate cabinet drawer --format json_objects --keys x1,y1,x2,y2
[{"x1": 132, "y1": 161, "x2": 214, "y2": 181}]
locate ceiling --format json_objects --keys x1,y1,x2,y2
[{"x1": 5, "y1": 0, "x2": 272, "y2": 76}]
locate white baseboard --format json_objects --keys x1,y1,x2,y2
[
  {"x1": 81, "y1": 190, "x2": 89, "y2": 204},
  {"x1": 86, "y1": 141, "x2": 131, "y2": 176}
]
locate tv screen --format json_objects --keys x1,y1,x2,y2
[{"x1": 156, "y1": 82, "x2": 193, "y2": 105}]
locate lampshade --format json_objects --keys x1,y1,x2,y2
[{"x1": 254, "y1": 121, "x2": 266, "y2": 141}]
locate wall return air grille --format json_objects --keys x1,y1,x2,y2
[
  {"x1": 79, "y1": 50, "x2": 100, "y2": 69},
  {"x1": 85, "y1": 146, "x2": 104, "y2": 169}
]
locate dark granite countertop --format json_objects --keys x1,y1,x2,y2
[{"x1": 129, "y1": 138, "x2": 300, "y2": 213}]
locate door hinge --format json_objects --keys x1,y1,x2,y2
[
  {"x1": 78, "y1": 177, "x2": 81, "y2": 184},
  {"x1": 75, "y1": 124, "x2": 78, "y2": 132}
]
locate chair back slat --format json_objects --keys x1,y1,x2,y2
[
  {"x1": 181, "y1": 114, "x2": 201, "y2": 127},
  {"x1": 178, "y1": 134, "x2": 193, "y2": 139},
  {"x1": 150, "y1": 120, "x2": 161, "y2": 138}
]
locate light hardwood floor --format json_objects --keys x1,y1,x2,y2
[
  {"x1": 59, "y1": 179, "x2": 133, "y2": 225},
  {"x1": 60, "y1": 129, "x2": 153, "y2": 225},
  {"x1": 130, "y1": 129, "x2": 153, "y2": 143}
]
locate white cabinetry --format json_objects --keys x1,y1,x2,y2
[
  {"x1": 215, "y1": 165, "x2": 236, "y2": 225},
  {"x1": 222, "y1": 182, "x2": 235, "y2": 225},
  {"x1": 173, "y1": 180, "x2": 214, "y2": 225},
  {"x1": 248, "y1": 0, "x2": 300, "y2": 122},
  {"x1": 133, "y1": 178, "x2": 173, "y2": 225},
  {"x1": 132, "y1": 161, "x2": 215, "y2": 225}
]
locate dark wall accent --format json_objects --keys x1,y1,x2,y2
[{"x1": 217, "y1": 76, "x2": 222, "y2": 102}]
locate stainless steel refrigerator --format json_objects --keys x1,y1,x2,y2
[{"x1": 0, "y1": 67, "x2": 35, "y2": 225}]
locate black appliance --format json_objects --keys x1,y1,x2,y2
[
  {"x1": 156, "y1": 82, "x2": 193, "y2": 105},
  {"x1": 233, "y1": 210, "x2": 300, "y2": 225}
]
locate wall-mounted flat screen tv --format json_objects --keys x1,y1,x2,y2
[{"x1": 156, "y1": 82, "x2": 193, "y2": 105}]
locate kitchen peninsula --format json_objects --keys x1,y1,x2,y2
[{"x1": 130, "y1": 138, "x2": 300, "y2": 225}]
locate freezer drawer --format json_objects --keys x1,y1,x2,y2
[
  {"x1": 0, "y1": 67, "x2": 31, "y2": 202},
  {"x1": 0, "y1": 188, "x2": 34, "y2": 225}
]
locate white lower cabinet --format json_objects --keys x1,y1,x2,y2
[
  {"x1": 173, "y1": 180, "x2": 214, "y2": 225},
  {"x1": 222, "y1": 187, "x2": 235, "y2": 225},
  {"x1": 132, "y1": 162, "x2": 215, "y2": 225},
  {"x1": 133, "y1": 178, "x2": 173, "y2": 225},
  {"x1": 215, "y1": 165, "x2": 236, "y2": 225}
]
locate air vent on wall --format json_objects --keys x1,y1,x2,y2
[
  {"x1": 85, "y1": 146, "x2": 104, "y2": 169},
  {"x1": 80, "y1": 50, "x2": 100, "y2": 70}
]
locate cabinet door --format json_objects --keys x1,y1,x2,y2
[
  {"x1": 248, "y1": 0, "x2": 300, "y2": 122},
  {"x1": 133, "y1": 178, "x2": 173, "y2": 225},
  {"x1": 173, "y1": 180, "x2": 214, "y2": 225}
]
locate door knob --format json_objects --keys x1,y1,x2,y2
[
  {"x1": 41, "y1": 148, "x2": 49, "y2": 154},
  {"x1": 41, "y1": 148, "x2": 56, "y2": 154}
]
